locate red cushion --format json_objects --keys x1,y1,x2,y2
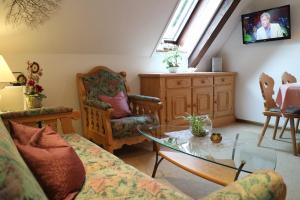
[
  {"x1": 99, "y1": 91, "x2": 132, "y2": 118},
  {"x1": 10, "y1": 122, "x2": 86, "y2": 200}
]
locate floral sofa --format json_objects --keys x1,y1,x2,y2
[{"x1": 0, "y1": 107, "x2": 286, "y2": 200}]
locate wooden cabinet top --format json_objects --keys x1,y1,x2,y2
[{"x1": 139, "y1": 72, "x2": 237, "y2": 77}]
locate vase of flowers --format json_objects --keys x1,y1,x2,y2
[
  {"x1": 163, "y1": 45, "x2": 182, "y2": 73},
  {"x1": 180, "y1": 113, "x2": 212, "y2": 137},
  {"x1": 25, "y1": 61, "x2": 46, "y2": 109}
]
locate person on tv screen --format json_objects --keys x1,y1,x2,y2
[{"x1": 256, "y1": 12, "x2": 283, "y2": 40}]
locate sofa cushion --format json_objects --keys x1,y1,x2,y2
[
  {"x1": 201, "y1": 170, "x2": 286, "y2": 200},
  {"x1": 10, "y1": 122, "x2": 86, "y2": 200},
  {"x1": 99, "y1": 91, "x2": 132, "y2": 118},
  {"x1": 62, "y1": 133, "x2": 191, "y2": 200},
  {"x1": 0, "y1": 119, "x2": 47, "y2": 200},
  {"x1": 110, "y1": 115, "x2": 157, "y2": 139}
]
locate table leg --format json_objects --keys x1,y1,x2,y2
[
  {"x1": 234, "y1": 160, "x2": 246, "y2": 181},
  {"x1": 289, "y1": 117, "x2": 298, "y2": 156},
  {"x1": 272, "y1": 116, "x2": 280, "y2": 139},
  {"x1": 296, "y1": 119, "x2": 300, "y2": 133},
  {"x1": 152, "y1": 151, "x2": 164, "y2": 178}
]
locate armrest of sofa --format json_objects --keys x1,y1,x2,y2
[
  {"x1": 128, "y1": 94, "x2": 161, "y2": 103},
  {"x1": 201, "y1": 170, "x2": 286, "y2": 200},
  {"x1": 0, "y1": 106, "x2": 80, "y2": 134},
  {"x1": 84, "y1": 99, "x2": 112, "y2": 110}
]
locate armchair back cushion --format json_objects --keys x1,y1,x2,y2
[{"x1": 82, "y1": 69, "x2": 127, "y2": 101}]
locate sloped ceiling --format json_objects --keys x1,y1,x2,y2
[
  {"x1": 0, "y1": 0, "x2": 178, "y2": 56},
  {"x1": 196, "y1": 0, "x2": 253, "y2": 70}
]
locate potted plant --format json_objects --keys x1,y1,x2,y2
[
  {"x1": 163, "y1": 45, "x2": 182, "y2": 73},
  {"x1": 25, "y1": 62, "x2": 46, "y2": 109},
  {"x1": 179, "y1": 113, "x2": 212, "y2": 137}
]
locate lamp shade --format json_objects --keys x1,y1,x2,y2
[{"x1": 0, "y1": 55, "x2": 16, "y2": 83}]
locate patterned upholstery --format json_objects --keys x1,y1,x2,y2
[
  {"x1": 62, "y1": 133, "x2": 191, "y2": 200},
  {"x1": 0, "y1": 119, "x2": 47, "y2": 200},
  {"x1": 85, "y1": 99, "x2": 112, "y2": 110},
  {"x1": 111, "y1": 115, "x2": 158, "y2": 139},
  {"x1": 201, "y1": 170, "x2": 286, "y2": 200},
  {"x1": 82, "y1": 70, "x2": 127, "y2": 100}
]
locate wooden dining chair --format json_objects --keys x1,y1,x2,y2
[
  {"x1": 258, "y1": 73, "x2": 282, "y2": 146},
  {"x1": 279, "y1": 72, "x2": 299, "y2": 138}
]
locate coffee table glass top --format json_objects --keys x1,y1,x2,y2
[{"x1": 137, "y1": 124, "x2": 277, "y2": 174}]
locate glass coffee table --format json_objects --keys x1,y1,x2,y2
[{"x1": 137, "y1": 124, "x2": 277, "y2": 186}]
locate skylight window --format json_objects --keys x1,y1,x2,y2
[
  {"x1": 180, "y1": 0, "x2": 223, "y2": 54},
  {"x1": 157, "y1": 0, "x2": 224, "y2": 54},
  {"x1": 163, "y1": 0, "x2": 198, "y2": 42}
]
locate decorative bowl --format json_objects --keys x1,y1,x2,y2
[{"x1": 210, "y1": 133, "x2": 222, "y2": 143}]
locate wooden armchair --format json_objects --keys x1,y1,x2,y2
[{"x1": 76, "y1": 66, "x2": 162, "y2": 153}]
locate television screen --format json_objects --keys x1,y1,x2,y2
[{"x1": 241, "y1": 5, "x2": 291, "y2": 44}]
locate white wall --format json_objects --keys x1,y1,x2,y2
[
  {"x1": 219, "y1": 0, "x2": 300, "y2": 124},
  {"x1": 3, "y1": 53, "x2": 169, "y2": 106}
]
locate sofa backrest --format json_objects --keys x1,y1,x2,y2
[{"x1": 0, "y1": 118, "x2": 48, "y2": 199}]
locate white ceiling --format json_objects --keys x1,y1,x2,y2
[{"x1": 0, "y1": 0, "x2": 178, "y2": 56}]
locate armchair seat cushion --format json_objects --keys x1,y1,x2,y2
[{"x1": 111, "y1": 115, "x2": 157, "y2": 139}]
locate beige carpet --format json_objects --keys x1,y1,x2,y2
[{"x1": 115, "y1": 122, "x2": 300, "y2": 200}]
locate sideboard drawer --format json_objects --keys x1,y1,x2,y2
[
  {"x1": 214, "y1": 76, "x2": 234, "y2": 85},
  {"x1": 193, "y1": 77, "x2": 213, "y2": 87},
  {"x1": 166, "y1": 78, "x2": 191, "y2": 88}
]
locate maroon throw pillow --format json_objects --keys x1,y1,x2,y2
[
  {"x1": 99, "y1": 91, "x2": 132, "y2": 118},
  {"x1": 10, "y1": 122, "x2": 86, "y2": 200},
  {"x1": 9, "y1": 121, "x2": 42, "y2": 144}
]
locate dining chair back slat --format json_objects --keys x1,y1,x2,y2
[
  {"x1": 282, "y1": 72, "x2": 297, "y2": 84},
  {"x1": 259, "y1": 73, "x2": 277, "y2": 111}
]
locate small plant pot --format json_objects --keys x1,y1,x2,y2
[
  {"x1": 26, "y1": 96, "x2": 43, "y2": 109},
  {"x1": 167, "y1": 67, "x2": 179, "y2": 73},
  {"x1": 191, "y1": 128, "x2": 208, "y2": 137}
]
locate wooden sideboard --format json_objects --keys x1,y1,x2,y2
[{"x1": 139, "y1": 72, "x2": 237, "y2": 127}]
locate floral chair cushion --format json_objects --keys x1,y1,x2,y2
[
  {"x1": 110, "y1": 115, "x2": 158, "y2": 139},
  {"x1": 82, "y1": 70, "x2": 127, "y2": 101},
  {"x1": 61, "y1": 133, "x2": 191, "y2": 200},
  {"x1": 0, "y1": 119, "x2": 47, "y2": 200}
]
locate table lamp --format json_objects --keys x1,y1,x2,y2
[
  {"x1": 0, "y1": 55, "x2": 16, "y2": 89},
  {"x1": 0, "y1": 55, "x2": 16, "y2": 110}
]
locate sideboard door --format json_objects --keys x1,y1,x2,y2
[
  {"x1": 192, "y1": 87, "x2": 213, "y2": 117},
  {"x1": 214, "y1": 85, "x2": 234, "y2": 118},
  {"x1": 166, "y1": 88, "x2": 191, "y2": 124}
]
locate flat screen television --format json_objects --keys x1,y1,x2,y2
[{"x1": 241, "y1": 5, "x2": 291, "y2": 44}]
